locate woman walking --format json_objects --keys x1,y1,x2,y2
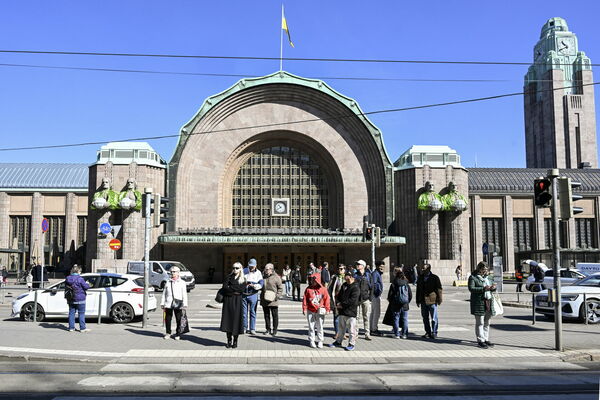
[
  {"x1": 383, "y1": 268, "x2": 412, "y2": 339},
  {"x1": 468, "y1": 261, "x2": 497, "y2": 348},
  {"x1": 260, "y1": 263, "x2": 283, "y2": 336},
  {"x1": 282, "y1": 265, "x2": 292, "y2": 298},
  {"x1": 161, "y1": 266, "x2": 188, "y2": 340},
  {"x1": 302, "y1": 273, "x2": 330, "y2": 348},
  {"x1": 220, "y1": 262, "x2": 246, "y2": 348},
  {"x1": 65, "y1": 265, "x2": 90, "y2": 332}
]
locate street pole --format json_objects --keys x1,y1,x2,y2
[
  {"x1": 371, "y1": 224, "x2": 376, "y2": 272},
  {"x1": 142, "y1": 188, "x2": 153, "y2": 328},
  {"x1": 548, "y1": 168, "x2": 563, "y2": 352}
]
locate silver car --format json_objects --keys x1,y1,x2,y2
[{"x1": 526, "y1": 268, "x2": 586, "y2": 292}]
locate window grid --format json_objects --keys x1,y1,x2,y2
[
  {"x1": 544, "y1": 218, "x2": 568, "y2": 248},
  {"x1": 44, "y1": 216, "x2": 65, "y2": 248},
  {"x1": 77, "y1": 216, "x2": 87, "y2": 246},
  {"x1": 575, "y1": 218, "x2": 595, "y2": 248},
  {"x1": 513, "y1": 218, "x2": 533, "y2": 251},
  {"x1": 9, "y1": 216, "x2": 31, "y2": 248},
  {"x1": 482, "y1": 218, "x2": 503, "y2": 253},
  {"x1": 232, "y1": 147, "x2": 329, "y2": 228}
]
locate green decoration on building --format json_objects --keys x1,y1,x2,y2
[
  {"x1": 91, "y1": 177, "x2": 119, "y2": 211},
  {"x1": 441, "y1": 182, "x2": 469, "y2": 212},
  {"x1": 118, "y1": 178, "x2": 143, "y2": 211},
  {"x1": 417, "y1": 182, "x2": 443, "y2": 212}
]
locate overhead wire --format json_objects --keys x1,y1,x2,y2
[{"x1": 0, "y1": 81, "x2": 597, "y2": 152}]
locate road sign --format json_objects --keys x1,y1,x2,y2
[
  {"x1": 100, "y1": 223, "x2": 112, "y2": 235},
  {"x1": 108, "y1": 239, "x2": 121, "y2": 251},
  {"x1": 41, "y1": 218, "x2": 49, "y2": 233},
  {"x1": 482, "y1": 243, "x2": 489, "y2": 255},
  {"x1": 112, "y1": 225, "x2": 122, "y2": 237}
]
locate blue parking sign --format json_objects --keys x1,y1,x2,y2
[{"x1": 100, "y1": 223, "x2": 112, "y2": 235}]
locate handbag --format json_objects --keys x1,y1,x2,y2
[
  {"x1": 491, "y1": 292, "x2": 504, "y2": 316},
  {"x1": 264, "y1": 290, "x2": 277, "y2": 302},
  {"x1": 424, "y1": 291, "x2": 437, "y2": 305},
  {"x1": 215, "y1": 288, "x2": 224, "y2": 304},
  {"x1": 177, "y1": 309, "x2": 190, "y2": 335},
  {"x1": 318, "y1": 307, "x2": 327, "y2": 315}
]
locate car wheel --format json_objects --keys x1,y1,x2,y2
[
  {"x1": 110, "y1": 302, "x2": 135, "y2": 323},
  {"x1": 579, "y1": 299, "x2": 600, "y2": 324},
  {"x1": 20, "y1": 302, "x2": 45, "y2": 322}
]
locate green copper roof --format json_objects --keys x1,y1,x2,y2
[{"x1": 172, "y1": 70, "x2": 393, "y2": 165}]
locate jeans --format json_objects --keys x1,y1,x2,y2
[
  {"x1": 337, "y1": 315, "x2": 357, "y2": 346},
  {"x1": 393, "y1": 309, "x2": 409, "y2": 337},
  {"x1": 284, "y1": 281, "x2": 292, "y2": 296},
  {"x1": 333, "y1": 313, "x2": 340, "y2": 336},
  {"x1": 475, "y1": 312, "x2": 492, "y2": 342},
  {"x1": 358, "y1": 300, "x2": 372, "y2": 336},
  {"x1": 306, "y1": 311, "x2": 325, "y2": 344},
  {"x1": 68, "y1": 302, "x2": 86, "y2": 331},
  {"x1": 263, "y1": 306, "x2": 279, "y2": 332},
  {"x1": 242, "y1": 293, "x2": 258, "y2": 331},
  {"x1": 292, "y1": 284, "x2": 301, "y2": 301},
  {"x1": 164, "y1": 307, "x2": 183, "y2": 335},
  {"x1": 370, "y1": 297, "x2": 381, "y2": 332},
  {"x1": 420, "y1": 303, "x2": 438, "y2": 336}
]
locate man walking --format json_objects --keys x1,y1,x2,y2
[
  {"x1": 370, "y1": 261, "x2": 385, "y2": 336},
  {"x1": 321, "y1": 262, "x2": 331, "y2": 286},
  {"x1": 416, "y1": 263, "x2": 443, "y2": 339},
  {"x1": 242, "y1": 258, "x2": 264, "y2": 334},
  {"x1": 329, "y1": 272, "x2": 360, "y2": 351},
  {"x1": 354, "y1": 260, "x2": 373, "y2": 340},
  {"x1": 291, "y1": 265, "x2": 302, "y2": 301}
]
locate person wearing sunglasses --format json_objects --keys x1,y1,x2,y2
[{"x1": 220, "y1": 262, "x2": 246, "y2": 348}]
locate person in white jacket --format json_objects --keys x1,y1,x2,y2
[{"x1": 161, "y1": 266, "x2": 188, "y2": 340}]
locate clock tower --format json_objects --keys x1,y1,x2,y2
[{"x1": 524, "y1": 17, "x2": 597, "y2": 168}]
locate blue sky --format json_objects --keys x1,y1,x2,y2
[{"x1": 0, "y1": 1, "x2": 598, "y2": 167}]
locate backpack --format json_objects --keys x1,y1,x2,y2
[
  {"x1": 64, "y1": 284, "x2": 74, "y2": 303},
  {"x1": 395, "y1": 284, "x2": 409, "y2": 304},
  {"x1": 534, "y1": 268, "x2": 544, "y2": 282}
]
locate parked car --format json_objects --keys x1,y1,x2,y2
[
  {"x1": 127, "y1": 261, "x2": 195, "y2": 292},
  {"x1": 11, "y1": 273, "x2": 156, "y2": 323},
  {"x1": 534, "y1": 272, "x2": 600, "y2": 324},
  {"x1": 526, "y1": 268, "x2": 586, "y2": 292}
]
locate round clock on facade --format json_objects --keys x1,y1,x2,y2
[{"x1": 271, "y1": 198, "x2": 290, "y2": 216}]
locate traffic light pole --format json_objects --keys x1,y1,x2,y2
[
  {"x1": 142, "y1": 188, "x2": 153, "y2": 328},
  {"x1": 548, "y1": 169, "x2": 563, "y2": 352}
]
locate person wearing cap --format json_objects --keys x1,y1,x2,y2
[
  {"x1": 354, "y1": 259, "x2": 374, "y2": 340},
  {"x1": 161, "y1": 265, "x2": 188, "y2": 340},
  {"x1": 242, "y1": 258, "x2": 264, "y2": 334},
  {"x1": 302, "y1": 273, "x2": 331, "y2": 348},
  {"x1": 329, "y1": 271, "x2": 360, "y2": 351}
]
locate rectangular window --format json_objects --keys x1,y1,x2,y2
[
  {"x1": 9, "y1": 216, "x2": 31, "y2": 249},
  {"x1": 482, "y1": 218, "x2": 503, "y2": 253},
  {"x1": 77, "y1": 216, "x2": 87, "y2": 246},
  {"x1": 513, "y1": 218, "x2": 533, "y2": 252},
  {"x1": 544, "y1": 218, "x2": 568, "y2": 248},
  {"x1": 575, "y1": 218, "x2": 595, "y2": 248},
  {"x1": 44, "y1": 216, "x2": 65, "y2": 248}
]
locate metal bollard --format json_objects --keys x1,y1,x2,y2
[
  {"x1": 583, "y1": 293, "x2": 588, "y2": 326},
  {"x1": 33, "y1": 289, "x2": 39, "y2": 323},
  {"x1": 97, "y1": 292, "x2": 102, "y2": 325},
  {"x1": 532, "y1": 292, "x2": 536, "y2": 325}
]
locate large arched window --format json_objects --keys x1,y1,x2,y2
[{"x1": 232, "y1": 146, "x2": 330, "y2": 228}]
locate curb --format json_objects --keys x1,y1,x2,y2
[
  {"x1": 503, "y1": 301, "x2": 532, "y2": 309},
  {"x1": 560, "y1": 349, "x2": 600, "y2": 362}
]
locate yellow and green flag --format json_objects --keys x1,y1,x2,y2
[{"x1": 282, "y1": 7, "x2": 294, "y2": 48}]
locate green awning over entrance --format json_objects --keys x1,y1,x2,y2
[{"x1": 159, "y1": 234, "x2": 405, "y2": 246}]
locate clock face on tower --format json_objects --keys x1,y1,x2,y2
[
  {"x1": 271, "y1": 198, "x2": 290, "y2": 216},
  {"x1": 557, "y1": 37, "x2": 575, "y2": 56}
]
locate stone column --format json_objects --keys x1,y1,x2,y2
[
  {"x1": 568, "y1": 218, "x2": 576, "y2": 249},
  {"x1": 0, "y1": 192, "x2": 9, "y2": 249},
  {"x1": 64, "y1": 193, "x2": 78, "y2": 263},
  {"x1": 423, "y1": 211, "x2": 440, "y2": 260},
  {"x1": 470, "y1": 195, "x2": 482, "y2": 271},
  {"x1": 534, "y1": 206, "x2": 546, "y2": 249},
  {"x1": 122, "y1": 210, "x2": 144, "y2": 260},
  {"x1": 446, "y1": 212, "x2": 463, "y2": 261},
  {"x1": 30, "y1": 193, "x2": 43, "y2": 264},
  {"x1": 502, "y1": 196, "x2": 514, "y2": 272},
  {"x1": 95, "y1": 210, "x2": 114, "y2": 261}
]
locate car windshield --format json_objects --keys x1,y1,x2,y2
[
  {"x1": 163, "y1": 262, "x2": 188, "y2": 272},
  {"x1": 574, "y1": 275, "x2": 600, "y2": 287}
]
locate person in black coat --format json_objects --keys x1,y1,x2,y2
[
  {"x1": 383, "y1": 268, "x2": 413, "y2": 339},
  {"x1": 220, "y1": 262, "x2": 246, "y2": 348},
  {"x1": 416, "y1": 264, "x2": 443, "y2": 339},
  {"x1": 329, "y1": 272, "x2": 360, "y2": 351}
]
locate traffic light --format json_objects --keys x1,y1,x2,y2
[
  {"x1": 557, "y1": 177, "x2": 583, "y2": 220},
  {"x1": 364, "y1": 226, "x2": 373, "y2": 241},
  {"x1": 534, "y1": 178, "x2": 552, "y2": 207},
  {"x1": 151, "y1": 194, "x2": 169, "y2": 227}
]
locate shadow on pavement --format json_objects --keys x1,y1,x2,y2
[
  {"x1": 183, "y1": 335, "x2": 225, "y2": 347},
  {"x1": 252, "y1": 332, "x2": 308, "y2": 346},
  {"x1": 492, "y1": 323, "x2": 546, "y2": 332},
  {"x1": 39, "y1": 322, "x2": 69, "y2": 330},
  {"x1": 125, "y1": 328, "x2": 165, "y2": 338}
]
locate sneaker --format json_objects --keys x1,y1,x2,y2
[
  {"x1": 401, "y1": 334, "x2": 408, "y2": 340},
  {"x1": 421, "y1": 333, "x2": 430, "y2": 339},
  {"x1": 485, "y1": 341, "x2": 494, "y2": 347},
  {"x1": 163, "y1": 334, "x2": 170, "y2": 340},
  {"x1": 250, "y1": 330, "x2": 256, "y2": 335},
  {"x1": 364, "y1": 335, "x2": 372, "y2": 341},
  {"x1": 309, "y1": 341, "x2": 316, "y2": 348},
  {"x1": 264, "y1": 330, "x2": 271, "y2": 335},
  {"x1": 477, "y1": 341, "x2": 489, "y2": 349},
  {"x1": 271, "y1": 330, "x2": 277, "y2": 337},
  {"x1": 317, "y1": 342, "x2": 323, "y2": 349},
  {"x1": 431, "y1": 333, "x2": 437, "y2": 339},
  {"x1": 174, "y1": 336, "x2": 180, "y2": 341},
  {"x1": 344, "y1": 345, "x2": 355, "y2": 351},
  {"x1": 328, "y1": 342, "x2": 342, "y2": 348},
  {"x1": 68, "y1": 329, "x2": 75, "y2": 332},
  {"x1": 80, "y1": 329, "x2": 91, "y2": 333},
  {"x1": 394, "y1": 335, "x2": 400, "y2": 339}
]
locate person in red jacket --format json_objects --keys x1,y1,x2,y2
[{"x1": 302, "y1": 273, "x2": 331, "y2": 348}]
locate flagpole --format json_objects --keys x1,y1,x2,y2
[{"x1": 280, "y1": 4, "x2": 284, "y2": 71}]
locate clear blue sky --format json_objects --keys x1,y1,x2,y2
[{"x1": 0, "y1": 1, "x2": 598, "y2": 167}]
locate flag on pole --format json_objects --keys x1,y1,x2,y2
[{"x1": 282, "y1": 7, "x2": 294, "y2": 48}]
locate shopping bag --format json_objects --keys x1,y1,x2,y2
[
  {"x1": 492, "y1": 292, "x2": 504, "y2": 316},
  {"x1": 178, "y1": 310, "x2": 191, "y2": 335}
]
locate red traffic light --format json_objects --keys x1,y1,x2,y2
[{"x1": 534, "y1": 178, "x2": 552, "y2": 207}]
